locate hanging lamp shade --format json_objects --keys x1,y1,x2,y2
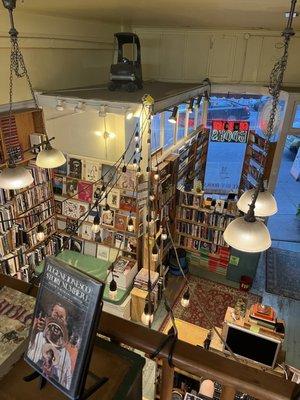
[
  {"x1": 237, "y1": 188, "x2": 278, "y2": 217},
  {"x1": 36, "y1": 147, "x2": 66, "y2": 169},
  {"x1": 0, "y1": 165, "x2": 34, "y2": 190},
  {"x1": 223, "y1": 217, "x2": 271, "y2": 253}
]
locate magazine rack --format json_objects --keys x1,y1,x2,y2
[{"x1": 23, "y1": 370, "x2": 109, "y2": 400}]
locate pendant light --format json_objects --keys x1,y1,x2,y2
[
  {"x1": 0, "y1": 163, "x2": 33, "y2": 190},
  {"x1": 127, "y1": 214, "x2": 135, "y2": 232},
  {"x1": 141, "y1": 300, "x2": 154, "y2": 326},
  {"x1": 237, "y1": 188, "x2": 277, "y2": 217},
  {"x1": 36, "y1": 224, "x2": 45, "y2": 242},
  {"x1": 36, "y1": 141, "x2": 66, "y2": 169},
  {"x1": 224, "y1": 1, "x2": 296, "y2": 253},
  {"x1": 181, "y1": 289, "x2": 190, "y2": 308},
  {"x1": 91, "y1": 212, "x2": 101, "y2": 233},
  {"x1": 109, "y1": 278, "x2": 117, "y2": 300}
]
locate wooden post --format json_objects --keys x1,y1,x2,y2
[
  {"x1": 160, "y1": 359, "x2": 174, "y2": 400},
  {"x1": 220, "y1": 386, "x2": 236, "y2": 400}
]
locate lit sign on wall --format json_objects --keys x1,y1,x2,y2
[{"x1": 211, "y1": 120, "x2": 249, "y2": 143}]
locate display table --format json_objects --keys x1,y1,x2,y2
[
  {"x1": 36, "y1": 251, "x2": 132, "y2": 319},
  {"x1": 1, "y1": 337, "x2": 145, "y2": 400}
]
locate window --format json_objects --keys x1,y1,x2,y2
[
  {"x1": 177, "y1": 104, "x2": 187, "y2": 141},
  {"x1": 196, "y1": 103, "x2": 203, "y2": 128},
  {"x1": 151, "y1": 113, "x2": 161, "y2": 151},
  {"x1": 188, "y1": 107, "x2": 196, "y2": 135},
  {"x1": 292, "y1": 104, "x2": 300, "y2": 129},
  {"x1": 164, "y1": 111, "x2": 175, "y2": 148}
]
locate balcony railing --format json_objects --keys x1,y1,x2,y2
[{"x1": 1, "y1": 273, "x2": 299, "y2": 400}]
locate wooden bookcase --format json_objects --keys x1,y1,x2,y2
[
  {"x1": 53, "y1": 155, "x2": 142, "y2": 265},
  {"x1": 239, "y1": 131, "x2": 277, "y2": 195},
  {"x1": 0, "y1": 108, "x2": 56, "y2": 281}
]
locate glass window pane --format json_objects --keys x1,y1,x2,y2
[
  {"x1": 188, "y1": 107, "x2": 196, "y2": 134},
  {"x1": 164, "y1": 111, "x2": 175, "y2": 148},
  {"x1": 292, "y1": 104, "x2": 300, "y2": 129},
  {"x1": 196, "y1": 103, "x2": 203, "y2": 128},
  {"x1": 177, "y1": 104, "x2": 187, "y2": 141},
  {"x1": 151, "y1": 113, "x2": 161, "y2": 151}
]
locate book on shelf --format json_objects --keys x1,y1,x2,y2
[
  {"x1": 119, "y1": 194, "x2": 137, "y2": 212},
  {"x1": 251, "y1": 303, "x2": 276, "y2": 323},
  {"x1": 102, "y1": 164, "x2": 117, "y2": 185},
  {"x1": 66, "y1": 177, "x2": 78, "y2": 197},
  {"x1": 0, "y1": 286, "x2": 35, "y2": 379},
  {"x1": 24, "y1": 256, "x2": 104, "y2": 400},
  {"x1": 68, "y1": 157, "x2": 82, "y2": 179},
  {"x1": 133, "y1": 267, "x2": 159, "y2": 291},
  {"x1": 83, "y1": 241, "x2": 97, "y2": 257},
  {"x1": 77, "y1": 181, "x2": 93, "y2": 203},
  {"x1": 107, "y1": 188, "x2": 120, "y2": 208},
  {"x1": 117, "y1": 169, "x2": 135, "y2": 191},
  {"x1": 101, "y1": 209, "x2": 115, "y2": 227},
  {"x1": 96, "y1": 244, "x2": 110, "y2": 261},
  {"x1": 53, "y1": 176, "x2": 64, "y2": 195},
  {"x1": 82, "y1": 159, "x2": 101, "y2": 182},
  {"x1": 115, "y1": 213, "x2": 128, "y2": 231}
]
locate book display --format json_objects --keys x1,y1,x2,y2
[
  {"x1": 239, "y1": 131, "x2": 277, "y2": 195},
  {"x1": 176, "y1": 190, "x2": 237, "y2": 275},
  {"x1": 24, "y1": 256, "x2": 105, "y2": 399},
  {"x1": 54, "y1": 154, "x2": 142, "y2": 263}
]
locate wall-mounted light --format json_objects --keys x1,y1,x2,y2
[
  {"x1": 56, "y1": 99, "x2": 65, "y2": 111},
  {"x1": 168, "y1": 106, "x2": 178, "y2": 124}
]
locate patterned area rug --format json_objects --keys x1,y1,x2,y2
[
  {"x1": 266, "y1": 247, "x2": 300, "y2": 301},
  {"x1": 161, "y1": 276, "x2": 261, "y2": 331}
]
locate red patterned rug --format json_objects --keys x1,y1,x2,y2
[{"x1": 161, "y1": 275, "x2": 262, "y2": 331}]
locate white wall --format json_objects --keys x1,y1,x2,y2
[
  {"x1": 0, "y1": 11, "x2": 120, "y2": 105},
  {"x1": 133, "y1": 27, "x2": 300, "y2": 86}
]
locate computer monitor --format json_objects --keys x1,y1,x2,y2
[{"x1": 223, "y1": 323, "x2": 281, "y2": 369}]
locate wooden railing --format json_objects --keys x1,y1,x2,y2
[{"x1": 1, "y1": 274, "x2": 299, "y2": 400}]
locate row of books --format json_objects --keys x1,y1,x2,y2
[
  {"x1": 178, "y1": 191, "x2": 238, "y2": 215},
  {"x1": 177, "y1": 230, "x2": 227, "y2": 251},
  {"x1": 27, "y1": 161, "x2": 52, "y2": 185},
  {"x1": 186, "y1": 246, "x2": 230, "y2": 276},
  {"x1": 176, "y1": 221, "x2": 224, "y2": 243},
  {"x1": 177, "y1": 208, "x2": 234, "y2": 229},
  {"x1": 54, "y1": 155, "x2": 137, "y2": 191},
  {"x1": 25, "y1": 217, "x2": 56, "y2": 249},
  {"x1": 0, "y1": 225, "x2": 27, "y2": 257},
  {"x1": 18, "y1": 199, "x2": 53, "y2": 231},
  {"x1": 15, "y1": 181, "x2": 52, "y2": 214},
  {"x1": 0, "y1": 204, "x2": 15, "y2": 234},
  {"x1": 249, "y1": 131, "x2": 268, "y2": 149},
  {"x1": 0, "y1": 188, "x2": 14, "y2": 204}
]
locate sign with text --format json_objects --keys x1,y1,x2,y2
[{"x1": 211, "y1": 120, "x2": 249, "y2": 143}]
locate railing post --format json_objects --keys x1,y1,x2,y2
[
  {"x1": 160, "y1": 359, "x2": 174, "y2": 400},
  {"x1": 220, "y1": 386, "x2": 236, "y2": 400}
]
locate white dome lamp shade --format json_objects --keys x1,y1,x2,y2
[
  {"x1": 0, "y1": 164, "x2": 33, "y2": 190},
  {"x1": 224, "y1": 199, "x2": 271, "y2": 253},
  {"x1": 36, "y1": 141, "x2": 66, "y2": 169},
  {"x1": 237, "y1": 188, "x2": 278, "y2": 217}
]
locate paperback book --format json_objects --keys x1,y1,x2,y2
[
  {"x1": 68, "y1": 158, "x2": 82, "y2": 179},
  {"x1": 83, "y1": 160, "x2": 101, "y2": 182},
  {"x1": 24, "y1": 257, "x2": 105, "y2": 400},
  {"x1": 77, "y1": 181, "x2": 93, "y2": 203}
]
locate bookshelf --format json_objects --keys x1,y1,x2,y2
[
  {"x1": 239, "y1": 130, "x2": 277, "y2": 195},
  {"x1": 53, "y1": 154, "x2": 142, "y2": 264},
  {"x1": 175, "y1": 190, "x2": 238, "y2": 276},
  {"x1": 0, "y1": 108, "x2": 57, "y2": 282}
]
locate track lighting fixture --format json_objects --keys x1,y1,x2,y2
[
  {"x1": 109, "y1": 278, "x2": 117, "y2": 300},
  {"x1": 36, "y1": 224, "x2": 45, "y2": 242},
  {"x1": 188, "y1": 98, "x2": 195, "y2": 113},
  {"x1": 99, "y1": 105, "x2": 107, "y2": 118},
  {"x1": 74, "y1": 101, "x2": 85, "y2": 113},
  {"x1": 56, "y1": 99, "x2": 65, "y2": 111},
  {"x1": 141, "y1": 300, "x2": 154, "y2": 326},
  {"x1": 168, "y1": 106, "x2": 178, "y2": 124},
  {"x1": 181, "y1": 289, "x2": 190, "y2": 308},
  {"x1": 126, "y1": 110, "x2": 133, "y2": 120},
  {"x1": 91, "y1": 212, "x2": 101, "y2": 234}
]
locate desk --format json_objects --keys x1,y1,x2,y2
[{"x1": 1, "y1": 337, "x2": 145, "y2": 400}]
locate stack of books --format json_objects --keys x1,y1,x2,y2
[
  {"x1": 109, "y1": 256, "x2": 138, "y2": 290},
  {"x1": 249, "y1": 304, "x2": 277, "y2": 329}
]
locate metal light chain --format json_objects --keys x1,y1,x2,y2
[{"x1": 246, "y1": 0, "x2": 297, "y2": 218}]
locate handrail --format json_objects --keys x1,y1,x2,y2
[{"x1": 1, "y1": 273, "x2": 299, "y2": 400}]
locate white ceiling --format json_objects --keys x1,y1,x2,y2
[{"x1": 19, "y1": 0, "x2": 300, "y2": 30}]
